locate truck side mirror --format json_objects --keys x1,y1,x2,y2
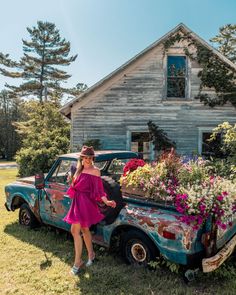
[{"x1": 35, "y1": 173, "x2": 45, "y2": 189}]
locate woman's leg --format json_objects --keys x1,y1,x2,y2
[
  {"x1": 71, "y1": 223, "x2": 83, "y2": 266},
  {"x1": 81, "y1": 227, "x2": 95, "y2": 260}
]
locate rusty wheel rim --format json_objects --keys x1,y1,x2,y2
[
  {"x1": 21, "y1": 210, "x2": 30, "y2": 225},
  {"x1": 131, "y1": 243, "x2": 147, "y2": 262}
]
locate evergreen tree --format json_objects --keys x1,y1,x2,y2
[
  {"x1": 0, "y1": 21, "x2": 77, "y2": 103},
  {"x1": 210, "y1": 24, "x2": 236, "y2": 63},
  {"x1": 15, "y1": 100, "x2": 70, "y2": 176},
  {"x1": 0, "y1": 90, "x2": 22, "y2": 159},
  {"x1": 147, "y1": 120, "x2": 176, "y2": 154}
]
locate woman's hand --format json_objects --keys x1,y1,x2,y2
[
  {"x1": 101, "y1": 196, "x2": 116, "y2": 208},
  {"x1": 106, "y1": 200, "x2": 116, "y2": 208}
]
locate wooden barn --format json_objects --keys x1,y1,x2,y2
[{"x1": 60, "y1": 23, "x2": 236, "y2": 160}]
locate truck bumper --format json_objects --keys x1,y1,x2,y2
[
  {"x1": 5, "y1": 202, "x2": 10, "y2": 211},
  {"x1": 202, "y1": 234, "x2": 236, "y2": 273}
]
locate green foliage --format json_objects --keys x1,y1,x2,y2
[
  {"x1": 207, "y1": 158, "x2": 236, "y2": 180},
  {"x1": 149, "y1": 255, "x2": 180, "y2": 274},
  {"x1": 0, "y1": 21, "x2": 78, "y2": 103},
  {"x1": 15, "y1": 101, "x2": 70, "y2": 176},
  {"x1": 147, "y1": 120, "x2": 176, "y2": 152},
  {"x1": 210, "y1": 24, "x2": 236, "y2": 63},
  {"x1": 0, "y1": 90, "x2": 23, "y2": 159},
  {"x1": 164, "y1": 28, "x2": 236, "y2": 107},
  {"x1": 210, "y1": 122, "x2": 236, "y2": 166}
]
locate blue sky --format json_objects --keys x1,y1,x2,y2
[{"x1": 0, "y1": 0, "x2": 235, "y2": 90}]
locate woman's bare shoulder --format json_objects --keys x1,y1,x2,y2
[
  {"x1": 83, "y1": 166, "x2": 101, "y2": 177},
  {"x1": 93, "y1": 166, "x2": 101, "y2": 176}
]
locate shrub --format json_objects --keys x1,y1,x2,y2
[{"x1": 15, "y1": 101, "x2": 70, "y2": 176}]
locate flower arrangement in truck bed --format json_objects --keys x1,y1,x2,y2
[
  {"x1": 120, "y1": 149, "x2": 181, "y2": 202},
  {"x1": 120, "y1": 150, "x2": 236, "y2": 230}
]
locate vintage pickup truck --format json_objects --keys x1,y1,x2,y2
[{"x1": 4, "y1": 150, "x2": 236, "y2": 280}]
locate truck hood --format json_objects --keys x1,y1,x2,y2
[
  {"x1": 17, "y1": 173, "x2": 48, "y2": 186},
  {"x1": 17, "y1": 176, "x2": 35, "y2": 185}
]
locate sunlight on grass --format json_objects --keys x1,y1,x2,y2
[{"x1": 1, "y1": 169, "x2": 236, "y2": 294}]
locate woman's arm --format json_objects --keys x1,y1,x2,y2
[
  {"x1": 101, "y1": 196, "x2": 116, "y2": 208},
  {"x1": 94, "y1": 168, "x2": 116, "y2": 208}
]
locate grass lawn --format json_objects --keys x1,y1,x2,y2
[{"x1": 1, "y1": 169, "x2": 236, "y2": 294}]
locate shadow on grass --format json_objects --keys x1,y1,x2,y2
[
  {"x1": 4, "y1": 221, "x2": 234, "y2": 294},
  {"x1": 3, "y1": 221, "x2": 187, "y2": 294},
  {"x1": 4, "y1": 221, "x2": 74, "y2": 267}
]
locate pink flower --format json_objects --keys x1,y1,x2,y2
[
  {"x1": 220, "y1": 223, "x2": 227, "y2": 230},
  {"x1": 199, "y1": 204, "x2": 206, "y2": 213},
  {"x1": 217, "y1": 195, "x2": 224, "y2": 202}
]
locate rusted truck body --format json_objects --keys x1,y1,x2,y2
[{"x1": 4, "y1": 151, "x2": 236, "y2": 275}]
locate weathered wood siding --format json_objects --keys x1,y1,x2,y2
[{"x1": 71, "y1": 40, "x2": 236, "y2": 155}]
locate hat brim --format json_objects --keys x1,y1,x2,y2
[{"x1": 79, "y1": 153, "x2": 95, "y2": 157}]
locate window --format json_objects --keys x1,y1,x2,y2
[
  {"x1": 167, "y1": 56, "x2": 186, "y2": 98},
  {"x1": 198, "y1": 129, "x2": 224, "y2": 158},
  {"x1": 48, "y1": 159, "x2": 77, "y2": 184},
  {"x1": 108, "y1": 158, "x2": 131, "y2": 175},
  {"x1": 131, "y1": 132, "x2": 151, "y2": 161},
  {"x1": 94, "y1": 161, "x2": 107, "y2": 170},
  {"x1": 202, "y1": 132, "x2": 222, "y2": 157}
]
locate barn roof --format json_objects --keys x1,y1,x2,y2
[{"x1": 60, "y1": 23, "x2": 236, "y2": 118}]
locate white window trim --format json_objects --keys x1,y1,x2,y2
[
  {"x1": 126, "y1": 126, "x2": 155, "y2": 160},
  {"x1": 198, "y1": 127, "x2": 214, "y2": 155}
]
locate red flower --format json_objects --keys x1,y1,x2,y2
[{"x1": 123, "y1": 159, "x2": 146, "y2": 176}]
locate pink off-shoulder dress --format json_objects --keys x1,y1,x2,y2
[{"x1": 63, "y1": 173, "x2": 106, "y2": 227}]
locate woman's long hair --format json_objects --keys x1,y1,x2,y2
[
  {"x1": 73, "y1": 156, "x2": 95, "y2": 182},
  {"x1": 73, "y1": 158, "x2": 84, "y2": 181}
]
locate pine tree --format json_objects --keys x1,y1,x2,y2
[
  {"x1": 147, "y1": 120, "x2": 176, "y2": 153},
  {"x1": 0, "y1": 21, "x2": 77, "y2": 103},
  {"x1": 0, "y1": 90, "x2": 22, "y2": 159},
  {"x1": 210, "y1": 24, "x2": 236, "y2": 63}
]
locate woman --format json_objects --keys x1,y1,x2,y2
[{"x1": 63, "y1": 145, "x2": 116, "y2": 275}]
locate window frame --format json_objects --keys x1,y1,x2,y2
[
  {"x1": 198, "y1": 127, "x2": 219, "y2": 156},
  {"x1": 48, "y1": 159, "x2": 77, "y2": 185},
  {"x1": 164, "y1": 54, "x2": 189, "y2": 100},
  {"x1": 126, "y1": 127, "x2": 154, "y2": 161}
]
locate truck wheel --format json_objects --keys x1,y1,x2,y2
[
  {"x1": 121, "y1": 230, "x2": 158, "y2": 266},
  {"x1": 19, "y1": 203, "x2": 39, "y2": 229}
]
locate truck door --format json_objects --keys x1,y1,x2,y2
[{"x1": 40, "y1": 158, "x2": 77, "y2": 230}]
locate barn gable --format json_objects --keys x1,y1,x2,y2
[{"x1": 60, "y1": 23, "x2": 236, "y2": 159}]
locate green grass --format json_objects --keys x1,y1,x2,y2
[{"x1": 1, "y1": 169, "x2": 236, "y2": 294}]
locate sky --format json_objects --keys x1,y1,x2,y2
[{"x1": 0, "y1": 0, "x2": 235, "y2": 91}]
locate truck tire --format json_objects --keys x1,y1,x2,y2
[
  {"x1": 121, "y1": 230, "x2": 158, "y2": 266},
  {"x1": 99, "y1": 176, "x2": 124, "y2": 225},
  {"x1": 19, "y1": 203, "x2": 39, "y2": 229}
]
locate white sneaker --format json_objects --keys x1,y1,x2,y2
[
  {"x1": 86, "y1": 258, "x2": 95, "y2": 267},
  {"x1": 70, "y1": 265, "x2": 81, "y2": 275}
]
